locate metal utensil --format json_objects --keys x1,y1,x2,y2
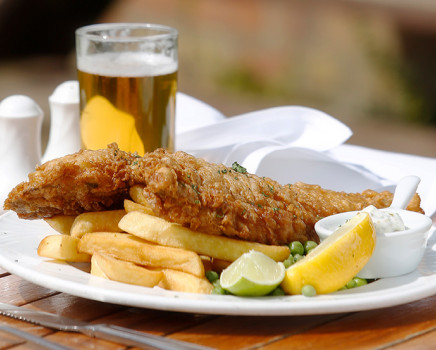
[
  {"x1": 0, "y1": 324, "x2": 72, "y2": 350},
  {"x1": 0, "y1": 302, "x2": 213, "y2": 350}
]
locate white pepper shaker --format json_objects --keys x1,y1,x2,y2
[
  {"x1": 0, "y1": 95, "x2": 43, "y2": 213},
  {"x1": 42, "y1": 80, "x2": 81, "y2": 162}
]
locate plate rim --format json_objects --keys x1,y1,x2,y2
[{"x1": 0, "y1": 211, "x2": 435, "y2": 316}]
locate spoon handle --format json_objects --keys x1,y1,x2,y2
[{"x1": 390, "y1": 175, "x2": 421, "y2": 209}]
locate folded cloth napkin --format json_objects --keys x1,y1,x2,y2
[
  {"x1": 176, "y1": 105, "x2": 352, "y2": 163},
  {"x1": 175, "y1": 92, "x2": 226, "y2": 133},
  {"x1": 330, "y1": 145, "x2": 436, "y2": 216},
  {"x1": 176, "y1": 105, "x2": 381, "y2": 192}
]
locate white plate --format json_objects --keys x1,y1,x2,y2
[{"x1": 0, "y1": 211, "x2": 435, "y2": 316}]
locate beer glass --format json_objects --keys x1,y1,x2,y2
[{"x1": 75, "y1": 23, "x2": 178, "y2": 155}]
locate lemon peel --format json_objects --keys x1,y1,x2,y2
[{"x1": 281, "y1": 212, "x2": 375, "y2": 295}]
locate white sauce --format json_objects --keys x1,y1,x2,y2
[{"x1": 361, "y1": 205, "x2": 406, "y2": 234}]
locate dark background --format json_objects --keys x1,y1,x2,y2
[{"x1": 1, "y1": 0, "x2": 435, "y2": 157}]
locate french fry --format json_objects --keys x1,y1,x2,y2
[
  {"x1": 37, "y1": 235, "x2": 91, "y2": 262},
  {"x1": 44, "y1": 215, "x2": 76, "y2": 235},
  {"x1": 124, "y1": 199, "x2": 154, "y2": 215},
  {"x1": 70, "y1": 210, "x2": 126, "y2": 238},
  {"x1": 157, "y1": 269, "x2": 213, "y2": 294},
  {"x1": 211, "y1": 258, "x2": 231, "y2": 273},
  {"x1": 90, "y1": 253, "x2": 163, "y2": 288},
  {"x1": 90, "y1": 253, "x2": 108, "y2": 278},
  {"x1": 118, "y1": 211, "x2": 290, "y2": 262},
  {"x1": 78, "y1": 232, "x2": 205, "y2": 277},
  {"x1": 129, "y1": 185, "x2": 149, "y2": 206},
  {"x1": 201, "y1": 256, "x2": 213, "y2": 272},
  {"x1": 201, "y1": 256, "x2": 230, "y2": 274}
]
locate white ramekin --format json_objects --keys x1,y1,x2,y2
[{"x1": 314, "y1": 209, "x2": 433, "y2": 279}]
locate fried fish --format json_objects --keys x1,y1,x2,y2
[{"x1": 4, "y1": 144, "x2": 423, "y2": 245}]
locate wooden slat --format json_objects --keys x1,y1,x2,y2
[
  {"x1": 27, "y1": 293, "x2": 123, "y2": 321},
  {"x1": 260, "y1": 295, "x2": 436, "y2": 349},
  {"x1": 0, "y1": 275, "x2": 57, "y2": 304},
  {"x1": 41, "y1": 332, "x2": 127, "y2": 350},
  {"x1": 31, "y1": 293, "x2": 215, "y2": 335},
  {"x1": 387, "y1": 329, "x2": 436, "y2": 349},
  {"x1": 0, "y1": 331, "x2": 27, "y2": 349},
  {"x1": 0, "y1": 314, "x2": 56, "y2": 349},
  {"x1": 120, "y1": 311, "x2": 216, "y2": 336},
  {"x1": 10, "y1": 332, "x2": 126, "y2": 350},
  {"x1": 169, "y1": 313, "x2": 346, "y2": 349}
]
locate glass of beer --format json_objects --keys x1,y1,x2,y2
[{"x1": 75, "y1": 23, "x2": 178, "y2": 155}]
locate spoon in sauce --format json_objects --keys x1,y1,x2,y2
[{"x1": 389, "y1": 175, "x2": 421, "y2": 210}]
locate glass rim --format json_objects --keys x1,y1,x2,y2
[{"x1": 75, "y1": 23, "x2": 178, "y2": 42}]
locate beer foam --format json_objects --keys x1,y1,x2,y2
[{"x1": 77, "y1": 52, "x2": 177, "y2": 77}]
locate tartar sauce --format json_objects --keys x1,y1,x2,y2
[{"x1": 361, "y1": 205, "x2": 406, "y2": 234}]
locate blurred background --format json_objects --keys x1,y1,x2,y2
[{"x1": 1, "y1": 0, "x2": 435, "y2": 157}]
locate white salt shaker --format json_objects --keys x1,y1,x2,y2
[
  {"x1": 42, "y1": 80, "x2": 81, "y2": 162},
  {"x1": 0, "y1": 95, "x2": 43, "y2": 213}
]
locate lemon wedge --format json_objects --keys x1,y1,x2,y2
[
  {"x1": 220, "y1": 250, "x2": 285, "y2": 296},
  {"x1": 281, "y1": 212, "x2": 375, "y2": 295},
  {"x1": 80, "y1": 96, "x2": 144, "y2": 155}
]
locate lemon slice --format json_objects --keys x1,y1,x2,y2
[
  {"x1": 220, "y1": 250, "x2": 285, "y2": 296},
  {"x1": 281, "y1": 212, "x2": 375, "y2": 295}
]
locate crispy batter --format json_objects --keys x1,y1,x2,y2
[
  {"x1": 4, "y1": 144, "x2": 136, "y2": 218},
  {"x1": 4, "y1": 144, "x2": 424, "y2": 245}
]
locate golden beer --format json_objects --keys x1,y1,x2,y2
[
  {"x1": 78, "y1": 68, "x2": 177, "y2": 155},
  {"x1": 76, "y1": 24, "x2": 178, "y2": 155}
]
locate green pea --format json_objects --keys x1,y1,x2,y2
[
  {"x1": 289, "y1": 241, "x2": 304, "y2": 256},
  {"x1": 269, "y1": 286, "x2": 285, "y2": 296},
  {"x1": 346, "y1": 279, "x2": 357, "y2": 289},
  {"x1": 304, "y1": 241, "x2": 318, "y2": 254},
  {"x1": 283, "y1": 256, "x2": 294, "y2": 268},
  {"x1": 212, "y1": 285, "x2": 227, "y2": 295},
  {"x1": 301, "y1": 284, "x2": 317, "y2": 297},
  {"x1": 211, "y1": 279, "x2": 228, "y2": 294},
  {"x1": 206, "y1": 270, "x2": 219, "y2": 283},
  {"x1": 212, "y1": 279, "x2": 221, "y2": 288},
  {"x1": 293, "y1": 254, "x2": 304, "y2": 263},
  {"x1": 353, "y1": 277, "x2": 368, "y2": 287}
]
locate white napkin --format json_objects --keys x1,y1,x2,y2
[
  {"x1": 330, "y1": 145, "x2": 436, "y2": 216},
  {"x1": 176, "y1": 105, "x2": 379, "y2": 192},
  {"x1": 175, "y1": 92, "x2": 226, "y2": 133},
  {"x1": 242, "y1": 146, "x2": 384, "y2": 192},
  {"x1": 176, "y1": 105, "x2": 352, "y2": 164}
]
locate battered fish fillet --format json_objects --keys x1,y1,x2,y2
[{"x1": 4, "y1": 144, "x2": 424, "y2": 245}]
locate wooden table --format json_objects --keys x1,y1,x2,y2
[{"x1": 0, "y1": 214, "x2": 434, "y2": 350}]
